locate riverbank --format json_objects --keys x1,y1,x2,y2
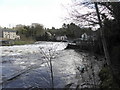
[
  {"x1": 1, "y1": 40, "x2": 35, "y2": 46},
  {"x1": 13, "y1": 40, "x2": 35, "y2": 45},
  {"x1": 73, "y1": 48, "x2": 120, "y2": 89}
]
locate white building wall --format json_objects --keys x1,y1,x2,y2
[
  {"x1": 9, "y1": 32, "x2": 16, "y2": 39},
  {"x1": 3, "y1": 31, "x2": 17, "y2": 39}
]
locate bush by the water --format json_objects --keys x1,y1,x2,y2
[{"x1": 99, "y1": 66, "x2": 120, "y2": 90}]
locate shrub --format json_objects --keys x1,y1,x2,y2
[{"x1": 99, "y1": 66, "x2": 120, "y2": 90}]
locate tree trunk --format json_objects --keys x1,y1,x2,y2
[
  {"x1": 94, "y1": 2, "x2": 120, "y2": 87},
  {"x1": 94, "y1": 2, "x2": 111, "y2": 67}
]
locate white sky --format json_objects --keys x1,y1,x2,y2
[{"x1": 0, "y1": 0, "x2": 72, "y2": 28}]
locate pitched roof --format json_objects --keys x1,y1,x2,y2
[{"x1": 0, "y1": 28, "x2": 16, "y2": 32}]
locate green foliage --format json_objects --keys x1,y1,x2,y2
[
  {"x1": 99, "y1": 66, "x2": 120, "y2": 90},
  {"x1": 32, "y1": 24, "x2": 45, "y2": 37},
  {"x1": 48, "y1": 23, "x2": 94, "y2": 39},
  {"x1": 14, "y1": 23, "x2": 45, "y2": 41},
  {"x1": 13, "y1": 22, "x2": 96, "y2": 41}
]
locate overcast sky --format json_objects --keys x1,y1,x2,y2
[{"x1": 0, "y1": 0, "x2": 72, "y2": 28}]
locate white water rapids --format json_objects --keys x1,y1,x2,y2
[{"x1": 0, "y1": 41, "x2": 103, "y2": 88}]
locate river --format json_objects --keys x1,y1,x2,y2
[{"x1": 0, "y1": 41, "x2": 104, "y2": 89}]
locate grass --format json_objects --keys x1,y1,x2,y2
[{"x1": 13, "y1": 40, "x2": 35, "y2": 45}]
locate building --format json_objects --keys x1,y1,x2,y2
[
  {"x1": 81, "y1": 33, "x2": 97, "y2": 41},
  {"x1": 81, "y1": 33, "x2": 88, "y2": 41},
  {"x1": 0, "y1": 29, "x2": 20, "y2": 40},
  {"x1": 72, "y1": 32, "x2": 97, "y2": 46},
  {"x1": 55, "y1": 35, "x2": 67, "y2": 41}
]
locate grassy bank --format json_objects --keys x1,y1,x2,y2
[{"x1": 13, "y1": 40, "x2": 35, "y2": 45}]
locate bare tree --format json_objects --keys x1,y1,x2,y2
[
  {"x1": 66, "y1": 0, "x2": 120, "y2": 88},
  {"x1": 39, "y1": 44, "x2": 59, "y2": 89},
  {"x1": 66, "y1": 1, "x2": 116, "y2": 28}
]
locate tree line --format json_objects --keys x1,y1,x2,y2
[{"x1": 13, "y1": 23, "x2": 94, "y2": 41}]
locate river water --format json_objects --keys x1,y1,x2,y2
[{"x1": 0, "y1": 41, "x2": 104, "y2": 89}]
